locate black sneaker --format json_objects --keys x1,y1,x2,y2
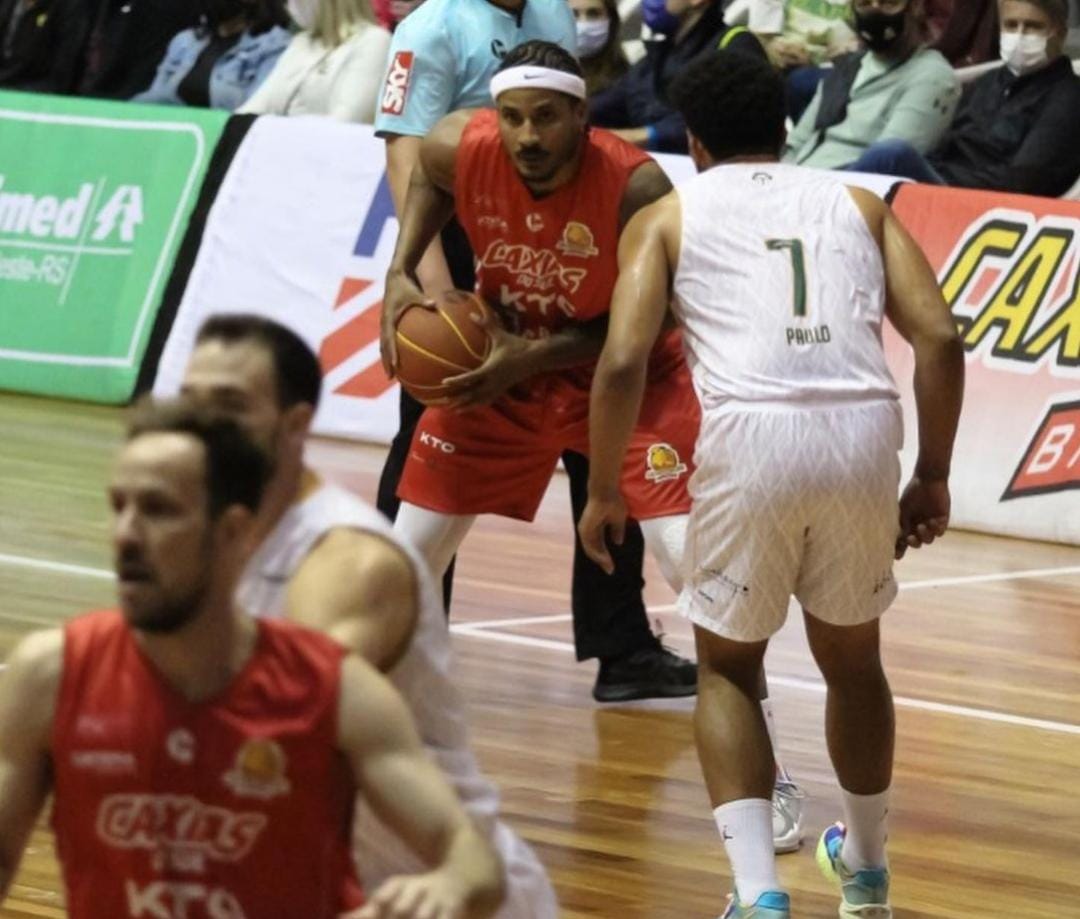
[{"x1": 593, "y1": 645, "x2": 698, "y2": 702}]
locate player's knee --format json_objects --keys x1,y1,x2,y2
[
  {"x1": 694, "y1": 626, "x2": 767, "y2": 695},
  {"x1": 804, "y1": 611, "x2": 884, "y2": 686}
]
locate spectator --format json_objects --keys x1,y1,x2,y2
[
  {"x1": 570, "y1": 0, "x2": 629, "y2": 96},
  {"x1": 0, "y1": 0, "x2": 89, "y2": 93},
  {"x1": 133, "y1": 0, "x2": 290, "y2": 110},
  {"x1": 240, "y1": 0, "x2": 391, "y2": 121},
  {"x1": 783, "y1": 0, "x2": 960, "y2": 169},
  {"x1": 591, "y1": 0, "x2": 768, "y2": 153},
  {"x1": 932, "y1": 0, "x2": 999, "y2": 64},
  {"x1": 76, "y1": 0, "x2": 201, "y2": 99},
  {"x1": 750, "y1": 0, "x2": 857, "y2": 68},
  {"x1": 748, "y1": 0, "x2": 859, "y2": 121},
  {"x1": 848, "y1": 0, "x2": 1080, "y2": 197}
]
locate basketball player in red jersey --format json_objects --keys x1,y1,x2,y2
[
  {"x1": 0, "y1": 402, "x2": 503, "y2": 919},
  {"x1": 381, "y1": 39, "x2": 804, "y2": 851}
]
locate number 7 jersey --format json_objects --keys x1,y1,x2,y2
[{"x1": 671, "y1": 163, "x2": 900, "y2": 410}]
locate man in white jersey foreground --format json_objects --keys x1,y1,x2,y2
[
  {"x1": 180, "y1": 314, "x2": 558, "y2": 917},
  {"x1": 579, "y1": 54, "x2": 964, "y2": 919}
]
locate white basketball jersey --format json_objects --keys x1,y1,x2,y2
[
  {"x1": 236, "y1": 483, "x2": 556, "y2": 914},
  {"x1": 672, "y1": 163, "x2": 900, "y2": 410}
]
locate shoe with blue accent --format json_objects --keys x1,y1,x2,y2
[
  {"x1": 816, "y1": 822, "x2": 892, "y2": 918},
  {"x1": 719, "y1": 890, "x2": 791, "y2": 918}
]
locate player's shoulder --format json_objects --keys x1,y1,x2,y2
[
  {"x1": 3, "y1": 627, "x2": 64, "y2": 702},
  {"x1": 389, "y1": 0, "x2": 453, "y2": 48}
]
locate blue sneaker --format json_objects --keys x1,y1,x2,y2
[
  {"x1": 720, "y1": 890, "x2": 791, "y2": 918},
  {"x1": 816, "y1": 822, "x2": 892, "y2": 918}
]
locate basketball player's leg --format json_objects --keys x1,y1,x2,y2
[
  {"x1": 794, "y1": 400, "x2": 901, "y2": 915},
  {"x1": 693, "y1": 626, "x2": 784, "y2": 911},
  {"x1": 394, "y1": 503, "x2": 476, "y2": 581},
  {"x1": 804, "y1": 612, "x2": 894, "y2": 869}
]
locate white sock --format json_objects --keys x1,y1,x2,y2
[
  {"x1": 713, "y1": 799, "x2": 781, "y2": 904},
  {"x1": 760, "y1": 697, "x2": 790, "y2": 783},
  {"x1": 840, "y1": 787, "x2": 890, "y2": 871}
]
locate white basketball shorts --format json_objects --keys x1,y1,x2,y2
[{"x1": 677, "y1": 400, "x2": 903, "y2": 642}]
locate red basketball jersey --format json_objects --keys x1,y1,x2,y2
[
  {"x1": 454, "y1": 110, "x2": 682, "y2": 390},
  {"x1": 50, "y1": 610, "x2": 364, "y2": 919}
]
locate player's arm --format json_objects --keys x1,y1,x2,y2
[
  {"x1": 0, "y1": 630, "x2": 61, "y2": 900},
  {"x1": 849, "y1": 187, "x2": 965, "y2": 557},
  {"x1": 338, "y1": 657, "x2": 504, "y2": 919},
  {"x1": 441, "y1": 161, "x2": 675, "y2": 408},
  {"x1": 579, "y1": 193, "x2": 680, "y2": 573},
  {"x1": 382, "y1": 110, "x2": 475, "y2": 376},
  {"x1": 284, "y1": 529, "x2": 419, "y2": 673}
]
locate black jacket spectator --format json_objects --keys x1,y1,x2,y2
[
  {"x1": 0, "y1": 0, "x2": 90, "y2": 93},
  {"x1": 76, "y1": 0, "x2": 201, "y2": 98},
  {"x1": 929, "y1": 57, "x2": 1080, "y2": 196},
  {"x1": 590, "y1": 2, "x2": 766, "y2": 153}
]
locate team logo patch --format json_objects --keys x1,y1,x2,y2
[
  {"x1": 556, "y1": 221, "x2": 599, "y2": 258},
  {"x1": 645, "y1": 443, "x2": 687, "y2": 482},
  {"x1": 380, "y1": 51, "x2": 414, "y2": 115},
  {"x1": 223, "y1": 738, "x2": 290, "y2": 801}
]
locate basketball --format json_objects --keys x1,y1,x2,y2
[{"x1": 395, "y1": 290, "x2": 494, "y2": 404}]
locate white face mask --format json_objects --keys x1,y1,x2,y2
[
  {"x1": 576, "y1": 19, "x2": 611, "y2": 58},
  {"x1": 287, "y1": 0, "x2": 320, "y2": 30},
  {"x1": 1000, "y1": 30, "x2": 1050, "y2": 75}
]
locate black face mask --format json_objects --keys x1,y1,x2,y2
[{"x1": 853, "y1": 8, "x2": 908, "y2": 53}]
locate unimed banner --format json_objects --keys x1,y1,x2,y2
[
  {"x1": 0, "y1": 92, "x2": 226, "y2": 401},
  {"x1": 890, "y1": 184, "x2": 1080, "y2": 544}
]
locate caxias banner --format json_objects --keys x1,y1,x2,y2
[
  {"x1": 0, "y1": 91, "x2": 226, "y2": 401},
  {"x1": 890, "y1": 183, "x2": 1080, "y2": 544}
]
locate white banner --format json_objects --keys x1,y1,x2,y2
[{"x1": 153, "y1": 116, "x2": 403, "y2": 442}]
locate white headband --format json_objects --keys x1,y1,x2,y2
[{"x1": 489, "y1": 66, "x2": 587, "y2": 101}]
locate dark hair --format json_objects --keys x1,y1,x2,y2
[
  {"x1": 581, "y1": 0, "x2": 630, "y2": 96},
  {"x1": 127, "y1": 398, "x2": 270, "y2": 517},
  {"x1": 199, "y1": 0, "x2": 289, "y2": 35},
  {"x1": 1005, "y1": 0, "x2": 1068, "y2": 30},
  {"x1": 669, "y1": 52, "x2": 786, "y2": 162},
  {"x1": 196, "y1": 314, "x2": 323, "y2": 410},
  {"x1": 497, "y1": 40, "x2": 585, "y2": 78}
]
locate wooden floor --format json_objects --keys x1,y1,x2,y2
[{"x1": 1, "y1": 390, "x2": 1079, "y2": 918}]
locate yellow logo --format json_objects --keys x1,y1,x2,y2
[
  {"x1": 557, "y1": 221, "x2": 599, "y2": 258},
  {"x1": 645, "y1": 443, "x2": 687, "y2": 482},
  {"x1": 223, "y1": 738, "x2": 290, "y2": 801}
]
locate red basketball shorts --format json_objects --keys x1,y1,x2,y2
[{"x1": 398, "y1": 364, "x2": 699, "y2": 521}]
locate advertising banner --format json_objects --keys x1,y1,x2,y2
[
  {"x1": 152, "y1": 116, "x2": 403, "y2": 442},
  {"x1": 890, "y1": 183, "x2": 1080, "y2": 543},
  {"x1": 0, "y1": 92, "x2": 226, "y2": 401}
]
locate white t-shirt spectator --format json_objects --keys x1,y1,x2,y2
[{"x1": 240, "y1": 21, "x2": 390, "y2": 121}]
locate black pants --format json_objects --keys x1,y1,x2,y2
[{"x1": 375, "y1": 220, "x2": 658, "y2": 662}]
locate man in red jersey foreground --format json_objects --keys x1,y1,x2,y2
[
  {"x1": 381, "y1": 40, "x2": 804, "y2": 851},
  {"x1": 0, "y1": 401, "x2": 503, "y2": 919}
]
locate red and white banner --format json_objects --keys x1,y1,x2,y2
[{"x1": 889, "y1": 184, "x2": 1080, "y2": 543}]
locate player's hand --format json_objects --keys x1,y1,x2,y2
[
  {"x1": 895, "y1": 476, "x2": 951, "y2": 559},
  {"x1": 578, "y1": 494, "x2": 627, "y2": 575},
  {"x1": 352, "y1": 870, "x2": 469, "y2": 919},
  {"x1": 382, "y1": 269, "x2": 435, "y2": 378},
  {"x1": 440, "y1": 313, "x2": 533, "y2": 409}
]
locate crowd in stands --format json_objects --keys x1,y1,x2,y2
[{"x1": 1, "y1": 0, "x2": 1078, "y2": 195}]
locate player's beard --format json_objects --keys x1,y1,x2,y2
[{"x1": 119, "y1": 539, "x2": 214, "y2": 635}]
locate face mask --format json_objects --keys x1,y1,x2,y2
[
  {"x1": 853, "y1": 8, "x2": 908, "y2": 53},
  {"x1": 641, "y1": 0, "x2": 680, "y2": 36},
  {"x1": 1000, "y1": 30, "x2": 1050, "y2": 75},
  {"x1": 287, "y1": 0, "x2": 319, "y2": 30},
  {"x1": 576, "y1": 19, "x2": 611, "y2": 58}
]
